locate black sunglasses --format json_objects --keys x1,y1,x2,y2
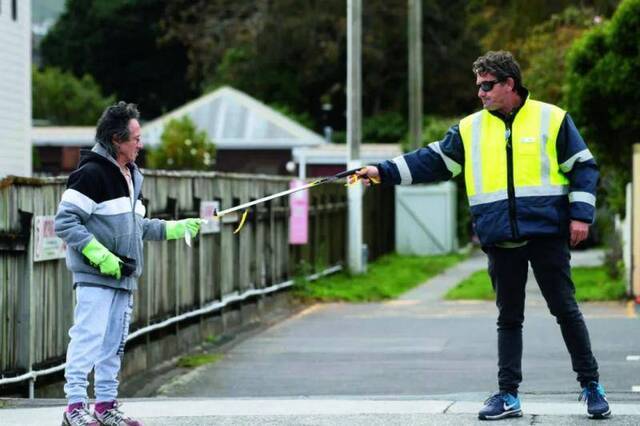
[{"x1": 477, "y1": 79, "x2": 503, "y2": 92}]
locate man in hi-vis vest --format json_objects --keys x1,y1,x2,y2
[{"x1": 356, "y1": 51, "x2": 609, "y2": 421}]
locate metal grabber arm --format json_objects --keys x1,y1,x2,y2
[{"x1": 184, "y1": 167, "x2": 379, "y2": 245}]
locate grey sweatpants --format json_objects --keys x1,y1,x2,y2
[{"x1": 64, "y1": 285, "x2": 133, "y2": 404}]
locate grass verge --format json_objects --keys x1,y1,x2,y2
[
  {"x1": 444, "y1": 270, "x2": 494, "y2": 300},
  {"x1": 176, "y1": 353, "x2": 222, "y2": 368},
  {"x1": 445, "y1": 266, "x2": 627, "y2": 301},
  {"x1": 294, "y1": 252, "x2": 466, "y2": 302}
]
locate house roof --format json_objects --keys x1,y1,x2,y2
[
  {"x1": 32, "y1": 126, "x2": 95, "y2": 147},
  {"x1": 292, "y1": 143, "x2": 403, "y2": 165},
  {"x1": 141, "y1": 86, "x2": 327, "y2": 150}
]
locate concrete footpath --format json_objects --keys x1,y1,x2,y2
[
  {"x1": 2, "y1": 396, "x2": 640, "y2": 425},
  {"x1": 2, "y1": 249, "x2": 639, "y2": 425}
]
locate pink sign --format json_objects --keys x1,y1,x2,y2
[{"x1": 289, "y1": 179, "x2": 309, "y2": 244}]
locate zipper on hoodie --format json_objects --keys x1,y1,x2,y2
[
  {"x1": 118, "y1": 163, "x2": 136, "y2": 257},
  {"x1": 504, "y1": 120, "x2": 520, "y2": 239}
]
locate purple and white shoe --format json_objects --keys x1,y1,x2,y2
[
  {"x1": 94, "y1": 401, "x2": 143, "y2": 426},
  {"x1": 62, "y1": 403, "x2": 99, "y2": 426}
]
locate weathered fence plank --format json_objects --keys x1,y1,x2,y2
[{"x1": 0, "y1": 171, "x2": 394, "y2": 396}]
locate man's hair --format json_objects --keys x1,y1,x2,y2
[
  {"x1": 95, "y1": 101, "x2": 140, "y2": 158},
  {"x1": 472, "y1": 51, "x2": 522, "y2": 91}
]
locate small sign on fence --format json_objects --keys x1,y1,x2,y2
[
  {"x1": 200, "y1": 200, "x2": 221, "y2": 234},
  {"x1": 289, "y1": 179, "x2": 309, "y2": 244},
  {"x1": 34, "y1": 216, "x2": 67, "y2": 262}
]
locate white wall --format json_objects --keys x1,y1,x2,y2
[{"x1": 0, "y1": 0, "x2": 31, "y2": 178}]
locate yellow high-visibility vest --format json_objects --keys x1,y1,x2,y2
[{"x1": 459, "y1": 98, "x2": 569, "y2": 207}]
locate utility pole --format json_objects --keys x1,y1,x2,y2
[
  {"x1": 347, "y1": 0, "x2": 364, "y2": 274},
  {"x1": 408, "y1": 0, "x2": 423, "y2": 151},
  {"x1": 633, "y1": 144, "x2": 640, "y2": 301}
]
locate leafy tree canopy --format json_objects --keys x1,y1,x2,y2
[
  {"x1": 40, "y1": 0, "x2": 196, "y2": 119},
  {"x1": 162, "y1": 0, "x2": 481, "y2": 134},
  {"x1": 39, "y1": 0, "x2": 628, "y2": 143},
  {"x1": 565, "y1": 0, "x2": 640, "y2": 167},
  {"x1": 520, "y1": 6, "x2": 603, "y2": 105},
  {"x1": 565, "y1": 0, "x2": 640, "y2": 212},
  {"x1": 33, "y1": 66, "x2": 115, "y2": 125},
  {"x1": 466, "y1": 1, "x2": 619, "y2": 102},
  {"x1": 146, "y1": 116, "x2": 216, "y2": 170},
  {"x1": 466, "y1": 0, "x2": 618, "y2": 60}
]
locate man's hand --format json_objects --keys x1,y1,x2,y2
[
  {"x1": 354, "y1": 166, "x2": 380, "y2": 186},
  {"x1": 570, "y1": 220, "x2": 590, "y2": 247}
]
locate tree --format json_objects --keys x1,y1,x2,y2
[
  {"x1": 33, "y1": 67, "x2": 115, "y2": 125},
  {"x1": 466, "y1": 0, "x2": 619, "y2": 60},
  {"x1": 163, "y1": 0, "x2": 482, "y2": 133},
  {"x1": 164, "y1": 0, "x2": 348, "y2": 132},
  {"x1": 161, "y1": 1, "x2": 262, "y2": 88},
  {"x1": 40, "y1": 0, "x2": 196, "y2": 119},
  {"x1": 465, "y1": 0, "x2": 620, "y2": 106},
  {"x1": 520, "y1": 7, "x2": 603, "y2": 105},
  {"x1": 565, "y1": 0, "x2": 640, "y2": 213},
  {"x1": 146, "y1": 116, "x2": 216, "y2": 170}
]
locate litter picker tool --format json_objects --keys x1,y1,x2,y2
[{"x1": 184, "y1": 167, "x2": 379, "y2": 245}]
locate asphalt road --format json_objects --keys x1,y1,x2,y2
[{"x1": 156, "y1": 250, "x2": 640, "y2": 399}]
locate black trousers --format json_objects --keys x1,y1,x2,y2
[{"x1": 485, "y1": 237, "x2": 599, "y2": 394}]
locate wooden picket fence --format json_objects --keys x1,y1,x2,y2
[{"x1": 0, "y1": 170, "x2": 394, "y2": 394}]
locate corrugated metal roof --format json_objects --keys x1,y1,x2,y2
[{"x1": 142, "y1": 86, "x2": 327, "y2": 149}]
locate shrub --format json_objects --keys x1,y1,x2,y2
[
  {"x1": 146, "y1": 116, "x2": 216, "y2": 170},
  {"x1": 363, "y1": 112, "x2": 407, "y2": 143},
  {"x1": 400, "y1": 115, "x2": 460, "y2": 152}
]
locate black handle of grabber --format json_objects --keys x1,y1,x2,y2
[
  {"x1": 118, "y1": 255, "x2": 137, "y2": 277},
  {"x1": 83, "y1": 252, "x2": 137, "y2": 277},
  {"x1": 334, "y1": 167, "x2": 364, "y2": 179}
]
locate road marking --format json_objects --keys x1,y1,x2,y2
[
  {"x1": 627, "y1": 355, "x2": 640, "y2": 361},
  {"x1": 632, "y1": 386, "x2": 640, "y2": 392}
]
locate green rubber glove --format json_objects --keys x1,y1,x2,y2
[
  {"x1": 165, "y1": 218, "x2": 203, "y2": 240},
  {"x1": 81, "y1": 238, "x2": 123, "y2": 279}
]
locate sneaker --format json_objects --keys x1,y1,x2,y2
[
  {"x1": 94, "y1": 401, "x2": 143, "y2": 426},
  {"x1": 478, "y1": 391, "x2": 523, "y2": 420},
  {"x1": 579, "y1": 381, "x2": 611, "y2": 419},
  {"x1": 62, "y1": 404, "x2": 99, "y2": 426}
]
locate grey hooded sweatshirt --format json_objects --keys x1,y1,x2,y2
[{"x1": 55, "y1": 144, "x2": 166, "y2": 291}]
